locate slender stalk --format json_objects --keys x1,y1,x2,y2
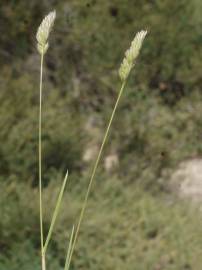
[
  {"x1": 39, "y1": 52, "x2": 45, "y2": 270},
  {"x1": 65, "y1": 81, "x2": 126, "y2": 269},
  {"x1": 36, "y1": 10, "x2": 57, "y2": 270},
  {"x1": 42, "y1": 253, "x2": 46, "y2": 270}
]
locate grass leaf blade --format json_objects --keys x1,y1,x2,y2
[
  {"x1": 43, "y1": 169, "x2": 69, "y2": 252},
  {"x1": 64, "y1": 225, "x2": 75, "y2": 270}
]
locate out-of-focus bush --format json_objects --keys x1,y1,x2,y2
[
  {"x1": 109, "y1": 88, "x2": 202, "y2": 189},
  {"x1": 1, "y1": 179, "x2": 202, "y2": 270},
  {"x1": 1, "y1": 0, "x2": 202, "y2": 104},
  {"x1": 1, "y1": 1, "x2": 202, "y2": 186},
  {"x1": 17, "y1": 1, "x2": 202, "y2": 188},
  {"x1": 0, "y1": 71, "x2": 84, "y2": 184}
]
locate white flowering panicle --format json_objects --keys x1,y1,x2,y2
[
  {"x1": 36, "y1": 10, "x2": 56, "y2": 55},
  {"x1": 119, "y1": 30, "x2": 147, "y2": 81}
]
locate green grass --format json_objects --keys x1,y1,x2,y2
[
  {"x1": 1, "y1": 2, "x2": 202, "y2": 269},
  {"x1": 1, "y1": 178, "x2": 202, "y2": 270},
  {"x1": 35, "y1": 11, "x2": 147, "y2": 269}
]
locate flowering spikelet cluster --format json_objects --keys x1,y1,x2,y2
[
  {"x1": 119, "y1": 30, "x2": 147, "y2": 81},
  {"x1": 36, "y1": 10, "x2": 56, "y2": 55}
]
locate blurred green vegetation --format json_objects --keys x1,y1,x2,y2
[
  {"x1": 1, "y1": 179, "x2": 202, "y2": 270},
  {"x1": 1, "y1": 0, "x2": 202, "y2": 269}
]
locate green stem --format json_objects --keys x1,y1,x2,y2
[
  {"x1": 66, "y1": 81, "x2": 126, "y2": 269},
  {"x1": 42, "y1": 253, "x2": 46, "y2": 270},
  {"x1": 39, "y1": 52, "x2": 45, "y2": 270}
]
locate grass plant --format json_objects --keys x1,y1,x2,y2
[{"x1": 36, "y1": 10, "x2": 147, "y2": 270}]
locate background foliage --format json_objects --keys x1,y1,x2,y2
[{"x1": 1, "y1": 0, "x2": 202, "y2": 269}]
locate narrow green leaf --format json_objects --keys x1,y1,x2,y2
[
  {"x1": 64, "y1": 225, "x2": 75, "y2": 270},
  {"x1": 43, "y1": 169, "x2": 69, "y2": 253}
]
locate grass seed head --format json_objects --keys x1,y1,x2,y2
[
  {"x1": 36, "y1": 10, "x2": 56, "y2": 55},
  {"x1": 119, "y1": 30, "x2": 147, "y2": 81}
]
